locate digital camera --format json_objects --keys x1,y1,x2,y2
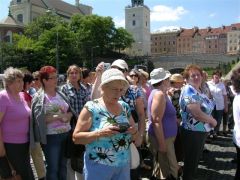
[{"x1": 117, "y1": 122, "x2": 130, "y2": 133}]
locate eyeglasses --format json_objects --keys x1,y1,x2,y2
[
  {"x1": 34, "y1": 78, "x2": 39, "y2": 81},
  {"x1": 129, "y1": 74, "x2": 138, "y2": 78},
  {"x1": 47, "y1": 76, "x2": 58, "y2": 80}
]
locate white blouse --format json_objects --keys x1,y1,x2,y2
[{"x1": 233, "y1": 94, "x2": 240, "y2": 147}]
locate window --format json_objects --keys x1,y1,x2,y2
[
  {"x1": 132, "y1": 20, "x2": 135, "y2": 26},
  {"x1": 17, "y1": 14, "x2": 23, "y2": 22},
  {"x1": 17, "y1": 0, "x2": 21, "y2": 2},
  {"x1": 133, "y1": 14, "x2": 135, "y2": 17},
  {"x1": 4, "y1": 35, "x2": 10, "y2": 42},
  {"x1": 146, "y1": 21, "x2": 147, "y2": 27}
]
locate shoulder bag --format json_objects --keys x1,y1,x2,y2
[{"x1": 1, "y1": 156, "x2": 22, "y2": 180}]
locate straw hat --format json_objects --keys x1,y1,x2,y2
[
  {"x1": 170, "y1": 73, "x2": 184, "y2": 83},
  {"x1": 111, "y1": 59, "x2": 128, "y2": 71},
  {"x1": 100, "y1": 68, "x2": 129, "y2": 89},
  {"x1": 138, "y1": 69, "x2": 149, "y2": 79}
]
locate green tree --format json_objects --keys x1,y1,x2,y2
[
  {"x1": 70, "y1": 14, "x2": 134, "y2": 56},
  {"x1": 112, "y1": 27, "x2": 134, "y2": 53}
]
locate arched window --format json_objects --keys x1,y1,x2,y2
[{"x1": 17, "y1": 14, "x2": 23, "y2": 22}]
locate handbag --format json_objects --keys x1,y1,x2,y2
[
  {"x1": 130, "y1": 143, "x2": 140, "y2": 169},
  {"x1": 1, "y1": 156, "x2": 22, "y2": 180},
  {"x1": 64, "y1": 130, "x2": 85, "y2": 158},
  {"x1": 65, "y1": 114, "x2": 85, "y2": 158}
]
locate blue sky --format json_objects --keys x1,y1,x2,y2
[{"x1": 0, "y1": 0, "x2": 239, "y2": 32}]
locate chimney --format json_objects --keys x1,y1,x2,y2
[
  {"x1": 75, "y1": 0, "x2": 79, "y2": 6},
  {"x1": 207, "y1": 26, "x2": 211, "y2": 32}
]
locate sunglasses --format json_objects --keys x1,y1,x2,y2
[
  {"x1": 129, "y1": 74, "x2": 138, "y2": 78},
  {"x1": 34, "y1": 78, "x2": 39, "y2": 81}
]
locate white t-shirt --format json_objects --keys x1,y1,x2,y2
[
  {"x1": 233, "y1": 94, "x2": 240, "y2": 147},
  {"x1": 207, "y1": 81, "x2": 227, "y2": 110}
]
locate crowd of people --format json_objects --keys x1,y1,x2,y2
[{"x1": 0, "y1": 59, "x2": 239, "y2": 180}]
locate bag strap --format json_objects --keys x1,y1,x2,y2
[{"x1": 5, "y1": 156, "x2": 17, "y2": 176}]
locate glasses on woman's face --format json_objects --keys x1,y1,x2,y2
[
  {"x1": 129, "y1": 74, "x2": 138, "y2": 78},
  {"x1": 34, "y1": 78, "x2": 39, "y2": 81},
  {"x1": 47, "y1": 76, "x2": 58, "y2": 80}
]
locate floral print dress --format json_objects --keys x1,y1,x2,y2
[
  {"x1": 84, "y1": 99, "x2": 132, "y2": 167},
  {"x1": 180, "y1": 84, "x2": 215, "y2": 132}
]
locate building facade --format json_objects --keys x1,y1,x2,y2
[
  {"x1": 125, "y1": 0, "x2": 151, "y2": 56},
  {"x1": 0, "y1": 13, "x2": 24, "y2": 43},
  {"x1": 9, "y1": 0, "x2": 92, "y2": 25},
  {"x1": 151, "y1": 30, "x2": 178, "y2": 56},
  {"x1": 0, "y1": 0, "x2": 92, "y2": 43},
  {"x1": 151, "y1": 23, "x2": 240, "y2": 56},
  {"x1": 227, "y1": 25, "x2": 240, "y2": 55}
]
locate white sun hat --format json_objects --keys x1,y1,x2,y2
[
  {"x1": 149, "y1": 68, "x2": 171, "y2": 85},
  {"x1": 100, "y1": 68, "x2": 129, "y2": 89},
  {"x1": 111, "y1": 59, "x2": 129, "y2": 71}
]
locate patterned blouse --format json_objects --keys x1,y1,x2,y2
[
  {"x1": 84, "y1": 99, "x2": 132, "y2": 167},
  {"x1": 179, "y1": 84, "x2": 215, "y2": 132}
]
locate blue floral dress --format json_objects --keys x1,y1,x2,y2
[
  {"x1": 180, "y1": 84, "x2": 215, "y2": 132},
  {"x1": 84, "y1": 99, "x2": 132, "y2": 167}
]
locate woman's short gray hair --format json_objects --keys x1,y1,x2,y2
[{"x1": 3, "y1": 67, "x2": 23, "y2": 88}]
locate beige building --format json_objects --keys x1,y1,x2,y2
[
  {"x1": 9, "y1": 0, "x2": 92, "y2": 25},
  {"x1": 151, "y1": 23, "x2": 240, "y2": 56},
  {"x1": 151, "y1": 30, "x2": 178, "y2": 56},
  {"x1": 125, "y1": 0, "x2": 151, "y2": 56},
  {"x1": 227, "y1": 25, "x2": 240, "y2": 55},
  {"x1": 0, "y1": 0, "x2": 92, "y2": 43}
]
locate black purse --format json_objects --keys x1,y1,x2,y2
[
  {"x1": 64, "y1": 129, "x2": 85, "y2": 159},
  {"x1": 0, "y1": 156, "x2": 22, "y2": 180}
]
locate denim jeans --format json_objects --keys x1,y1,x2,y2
[
  {"x1": 212, "y1": 108, "x2": 224, "y2": 133},
  {"x1": 42, "y1": 132, "x2": 68, "y2": 180}
]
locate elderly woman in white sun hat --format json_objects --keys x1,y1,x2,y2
[
  {"x1": 73, "y1": 68, "x2": 138, "y2": 180},
  {"x1": 147, "y1": 68, "x2": 179, "y2": 180}
]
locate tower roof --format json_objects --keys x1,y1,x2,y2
[{"x1": 0, "y1": 15, "x2": 24, "y2": 28}]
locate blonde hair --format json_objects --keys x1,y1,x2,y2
[
  {"x1": 3, "y1": 67, "x2": 23, "y2": 89},
  {"x1": 66, "y1": 65, "x2": 82, "y2": 82}
]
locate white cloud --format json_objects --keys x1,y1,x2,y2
[
  {"x1": 151, "y1": 5, "x2": 188, "y2": 22},
  {"x1": 113, "y1": 16, "x2": 125, "y2": 28},
  {"x1": 153, "y1": 26, "x2": 180, "y2": 33},
  {"x1": 209, "y1": 13, "x2": 216, "y2": 18}
]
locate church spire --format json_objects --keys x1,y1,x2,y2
[{"x1": 131, "y1": 0, "x2": 144, "y2": 7}]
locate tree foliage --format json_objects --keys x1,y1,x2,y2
[{"x1": 3, "y1": 13, "x2": 134, "y2": 72}]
